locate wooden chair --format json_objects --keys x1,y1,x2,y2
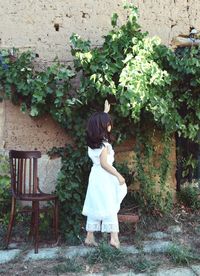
[{"x1": 5, "y1": 150, "x2": 59, "y2": 253}]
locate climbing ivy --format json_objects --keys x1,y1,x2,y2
[
  {"x1": 0, "y1": 4, "x2": 200, "y2": 238},
  {"x1": 134, "y1": 126, "x2": 173, "y2": 213},
  {"x1": 70, "y1": 4, "x2": 199, "y2": 142},
  {"x1": 0, "y1": 154, "x2": 11, "y2": 225},
  {"x1": 0, "y1": 49, "x2": 75, "y2": 117}
]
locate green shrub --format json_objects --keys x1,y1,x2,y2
[
  {"x1": 178, "y1": 184, "x2": 200, "y2": 210},
  {"x1": 0, "y1": 154, "x2": 11, "y2": 225}
]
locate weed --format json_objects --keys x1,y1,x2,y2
[
  {"x1": 134, "y1": 258, "x2": 159, "y2": 273},
  {"x1": 166, "y1": 244, "x2": 200, "y2": 265},
  {"x1": 53, "y1": 258, "x2": 82, "y2": 274},
  {"x1": 86, "y1": 241, "x2": 126, "y2": 270},
  {"x1": 178, "y1": 185, "x2": 200, "y2": 210},
  {"x1": 125, "y1": 254, "x2": 160, "y2": 273},
  {"x1": 130, "y1": 229, "x2": 145, "y2": 250}
]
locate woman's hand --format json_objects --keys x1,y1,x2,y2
[
  {"x1": 117, "y1": 173, "x2": 125, "y2": 185},
  {"x1": 104, "y1": 99, "x2": 110, "y2": 113}
]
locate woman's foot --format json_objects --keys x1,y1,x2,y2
[
  {"x1": 85, "y1": 231, "x2": 98, "y2": 247},
  {"x1": 110, "y1": 240, "x2": 120, "y2": 249},
  {"x1": 110, "y1": 232, "x2": 120, "y2": 249},
  {"x1": 85, "y1": 238, "x2": 98, "y2": 247}
]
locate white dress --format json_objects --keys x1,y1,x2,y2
[{"x1": 82, "y1": 142, "x2": 127, "y2": 220}]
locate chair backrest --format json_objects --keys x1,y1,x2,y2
[{"x1": 9, "y1": 150, "x2": 41, "y2": 196}]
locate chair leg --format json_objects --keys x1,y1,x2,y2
[
  {"x1": 54, "y1": 199, "x2": 59, "y2": 242},
  {"x1": 29, "y1": 201, "x2": 35, "y2": 239},
  {"x1": 34, "y1": 201, "x2": 39, "y2": 254},
  {"x1": 5, "y1": 197, "x2": 16, "y2": 248}
]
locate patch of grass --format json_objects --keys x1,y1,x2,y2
[
  {"x1": 134, "y1": 258, "x2": 159, "y2": 273},
  {"x1": 125, "y1": 254, "x2": 160, "y2": 273},
  {"x1": 86, "y1": 241, "x2": 126, "y2": 270},
  {"x1": 0, "y1": 268, "x2": 7, "y2": 274},
  {"x1": 132, "y1": 230, "x2": 145, "y2": 249},
  {"x1": 177, "y1": 185, "x2": 200, "y2": 210},
  {"x1": 53, "y1": 258, "x2": 82, "y2": 274},
  {"x1": 166, "y1": 244, "x2": 200, "y2": 265},
  {"x1": 0, "y1": 238, "x2": 6, "y2": 250}
]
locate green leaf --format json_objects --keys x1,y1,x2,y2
[
  {"x1": 30, "y1": 106, "x2": 39, "y2": 117},
  {"x1": 111, "y1": 13, "x2": 118, "y2": 27},
  {"x1": 20, "y1": 103, "x2": 27, "y2": 113}
]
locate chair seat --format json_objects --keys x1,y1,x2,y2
[{"x1": 16, "y1": 193, "x2": 58, "y2": 201}]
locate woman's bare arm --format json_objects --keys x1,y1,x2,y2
[{"x1": 100, "y1": 147, "x2": 125, "y2": 184}]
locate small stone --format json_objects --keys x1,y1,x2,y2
[
  {"x1": 156, "y1": 267, "x2": 196, "y2": 276},
  {"x1": 25, "y1": 247, "x2": 59, "y2": 261},
  {"x1": 122, "y1": 245, "x2": 139, "y2": 255},
  {"x1": 148, "y1": 231, "x2": 169, "y2": 239},
  {"x1": 8, "y1": 243, "x2": 18, "y2": 249},
  {"x1": 84, "y1": 273, "x2": 147, "y2": 276},
  {"x1": 167, "y1": 225, "x2": 182, "y2": 234},
  {"x1": 143, "y1": 241, "x2": 173, "y2": 253},
  {"x1": 0, "y1": 249, "x2": 21, "y2": 264},
  {"x1": 191, "y1": 265, "x2": 200, "y2": 275},
  {"x1": 109, "y1": 273, "x2": 148, "y2": 276},
  {"x1": 62, "y1": 245, "x2": 94, "y2": 259},
  {"x1": 194, "y1": 225, "x2": 200, "y2": 234}
]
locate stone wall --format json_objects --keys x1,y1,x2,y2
[
  {"x1": 0, "y1": 100, "x2": 70, "y2": 194},
  {"x1": 1, "y1": 0, "x2": 196, "y2": 193},
  {"x1": 0, "y1": 101, "x2": 71, "y2": 152},
  {"x1": 115, "y1": 131, "x2": 177, "y2": 200},
  {"x1": 1, "y1": 0, "x2": 197, "y2": 150},
  {"x1": 1, "y1": 0, "x2": 199, "y2": 64}
]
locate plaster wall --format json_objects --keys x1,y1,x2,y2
[
  {"x1": 1, "y1": 0, "x2": 194, "y2": 193},
  {"x1": 0, "y1": 0, "x2": 196, "y2": 151},
  {"x1": 0, "y1": 0, "x2": 198, "y2": 64}
]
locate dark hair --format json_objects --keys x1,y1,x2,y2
[{"x1": 86, "y1": 112, "x2": 112, "y2": 149}]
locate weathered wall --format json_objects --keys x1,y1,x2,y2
[
  {"x1": 0, "y1": 100, "x2": 70, "y2": 193},
  {"x1": 115, "y1": 131, "x2": 177, "y2": 199},
  {"x1": 1, "y1": 101, "x2": 71, "y2": 152},
  {"x1": 1, "y1": 0, "x2": 199, "y2": 63},
  {"x1": 0, "y1": 0, "x2": 131, "y2": 64},
  {"x1": 0, "y1": 0, "x2": 198, "y2": 151},
  {"x1": 1, "y1": 0, "x2": 196, "y2": 193}
]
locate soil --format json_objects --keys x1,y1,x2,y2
[{"x1": 0, "y1": 206, "x2": 200, "y2": 275}]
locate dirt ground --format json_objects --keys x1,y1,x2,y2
[{"x1": 0, "y1": 206, "x2": 200, "y2": 275}]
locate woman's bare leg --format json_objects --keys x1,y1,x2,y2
[
  {"x1": 85, "y1": 231, "x2": 98, "y2": 246},
  {"x1": 110, "y1": 232, "x2": 120, "y2": 248},
  {"x1": 85, "y1": 216, "x2": 100, "y2": 246}
]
